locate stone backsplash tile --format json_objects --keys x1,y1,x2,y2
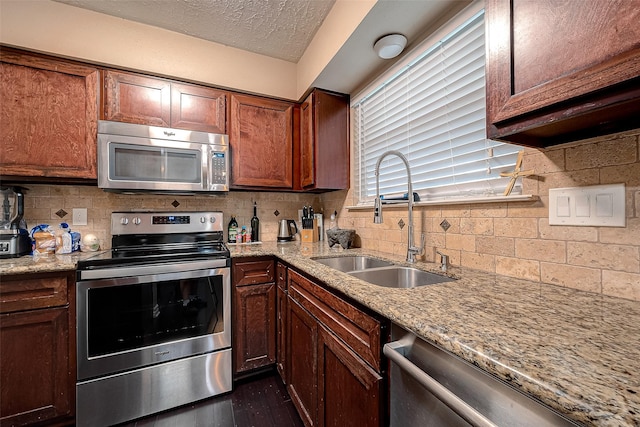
[
  {"x1": 568, "y1": 242, "x2": 640, "y2": 273},
  {"x1": 565, "y1": 136, "x2": 637, "y2": 170},
  {"x1": 515, "y1": 239, "x2": 566, "y2": 263},
  {"x1": 602, "y1": 271, "x2": 640, "y2": 300},
  {"x1": 476, "y1": 236, "x2": 515, "y2": 257},
  {"x1": 496, "y1": 256, "x2": 540, "y2": 282},
  {"x1": 540, "y1": 263, "x2": 602, "y2": 293}
]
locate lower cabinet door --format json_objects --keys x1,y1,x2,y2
[
  {"x1": 0, "y1": 307, "x2": 72, "y2": 425},
  {"x1": 276, "y1": 285, "x2": 288, "y2": 382},
  {"x1": 317, "y1": 325, "x2": 383, "y2": 427},
  {"x1": 287, "y1": 298, "x2": 318, "y2": 427},
  {"x1": 234, "y1": 283, "x2": 276, "y2": 373}
]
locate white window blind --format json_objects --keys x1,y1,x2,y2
[{"x1": 353, "y1": 9, "x2": 521, "y2": 203}]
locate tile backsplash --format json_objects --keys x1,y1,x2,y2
[
  {"x1": 22, "y1": 187, "x2": 319, "y2": 249},
  {"x1": 322, "y1": 129, "x2": 640, "y2": 302}
]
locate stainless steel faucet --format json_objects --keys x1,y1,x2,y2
[{"x1": 374, "y1": 150, "x2": 424, "y2": 263}]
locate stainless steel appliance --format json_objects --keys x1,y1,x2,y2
[
  {"x1": 98, "y1": 120, "x2": 230, "y2": 193},
  {"x1": 0, "y1": 186, "x2": 31, "y2": 258},
  {"x1": 384, "y1": 324, "x2": 579, "y2": 427},
  {"x1": 76, "y1": 212, "x2": 232, "y2": 426},
  {"x1": 277, "y1": 219, "x2": 298, "y2": 241}
]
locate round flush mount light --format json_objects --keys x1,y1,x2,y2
[{"x1": 373, "y1": 34, "x2": 407, "y2": 59}]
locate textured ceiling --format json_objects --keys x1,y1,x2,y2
[{"x1": 53, "y1": 0, "x2": 336, "y2": 63}]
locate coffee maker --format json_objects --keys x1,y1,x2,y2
[{"x1": 1, "y1": 186, "x2": 31, "y2": 258}]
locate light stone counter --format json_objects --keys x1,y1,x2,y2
[
  {"x1": 231, "y1": 242, "x2": 639, "y2": 427},
  {"x1": 2, "y1": 242, "x2": 638, "y2": 426},
  {"x1": 0, "y1": 251, "x2": 101, "y2": 275}
]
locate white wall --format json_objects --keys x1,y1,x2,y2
[
  {"x1": 0, "y1": 0, "x2": 297, "y2": 99},
  {"x1": 0, "y1": 0, "x2": 376, "y2": 100}
]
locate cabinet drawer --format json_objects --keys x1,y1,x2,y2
[
  {"x1": 232, "y1": 258, "x2": 275, "y2": 286},
  {"x1": 0, "y1": 272, "x2": 71, "y2": 314},
  {"x1": 288, "y1": 270, "x2": 381, "y2": 371}
]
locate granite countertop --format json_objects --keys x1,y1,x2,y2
[
  {"x1": 0, "y1": 251, "x2": 98, "y2": 275},
  {"x1": 2, "y1": 242, "x2": 639, "y2": 426}
]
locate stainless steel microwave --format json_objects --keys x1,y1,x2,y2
[{"x1": 98, "y1": 120, "x2": 229, "y2": 193}]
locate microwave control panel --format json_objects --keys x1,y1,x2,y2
[{"x1": 210, "y1": 152, "x2": 228, "y2": 186}]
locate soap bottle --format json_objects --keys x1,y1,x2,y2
[
  {"x1": 228, "y1": 216, "x2": 238, "y2": 243},
  {"x1": 250, "y1": 201, "x2": 260, "y2": 242}
]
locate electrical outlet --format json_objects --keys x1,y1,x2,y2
[{"x1": 73, "y1": 208, "x2": 88, "y2": 226}]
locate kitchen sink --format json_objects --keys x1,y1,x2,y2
[
  {"x1": 311, "y1": 255, "x2": 393, "y2": 272},
  {"x1": 349, "y1": 267, "x2": 454, "y2": 288},
  {"x1": 312, "y1": 256, "x2": 453, "y2": 288}
]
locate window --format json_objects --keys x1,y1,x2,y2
[{"x1": 353, "y1": 7, "x2": 521, "y2": 204}]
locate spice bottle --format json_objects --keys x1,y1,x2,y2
[{"x1": 228, "y1": 216, "x2": 238, "y2": 243}]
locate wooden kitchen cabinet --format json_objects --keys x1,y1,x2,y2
[
  {"x1": 229, "y1": 93, "x2": 294, "y2": 189},
  {"x1": 276, "y1": 262, "x2": 288, "y2": 381},
  {"x1": 317, "y1": 326, "x2": 382, "y2": 427},
  {"x1": 232, "y1": 257, "x2": 277, "y2": 375},
  {"x1": 102, "y1": 69, "x2": 227, "y2": 133},
  {"x1": 0, "y1": 271, "x2": 76, "y2": 426},
  {"x1": 287, "y1": 296, "x2": 318, "y2": 427},
  {"x1": 0, "y1": 48, "x2": 98, "y2": 180},
  {"x1": 299, "y1": 89, "x2": 350, "y2": 191},
  {"x1": 286, "y1": 269, "x2": 385, "y2": 427},
  {"x1": 485, "y1": 0, "x2": 640, "y2": 147}
]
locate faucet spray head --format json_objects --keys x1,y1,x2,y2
[{"x1": 373, "y1": 197, "x2": 383, "y2": 224}]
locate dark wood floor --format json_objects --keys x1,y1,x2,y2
[{"x1": 118, "y1": 371, "x2": 304, "y2": 427}]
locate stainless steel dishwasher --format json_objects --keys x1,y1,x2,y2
[{"x1": 383, "y1": 324, "x2": 582, "y2": 427}]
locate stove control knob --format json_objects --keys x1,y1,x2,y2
[
  {"x1": 133, "y1": 217, "x2": 142, "y2": 225},
  {"x1": 120, "y1": 217, "x2": 129, "y2": 225},
  {"x1": 200, "y1": 216, "x2": 206, "y2": 224},
  {"x1": 210, "y1": 217, "x2": 216, "y2": 224}
]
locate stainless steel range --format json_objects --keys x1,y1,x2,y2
[{"x1": 76, "y1": 211, "x2": 232, "y2": 426}]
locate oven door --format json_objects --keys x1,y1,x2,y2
[{"x1": 77, "y1": 259, "x2": 230, "y2": 381}]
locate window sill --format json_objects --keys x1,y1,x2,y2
[{"x1": 346, "y1": 194, "x2": 538, "y2": 211}]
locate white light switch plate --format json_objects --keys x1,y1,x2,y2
[
  {"x1": 549, "y1": 184, "x2": 625, "y2": 227},
  {"x1": 73, "y1": 208, "x2": 88, "y2": 226}
]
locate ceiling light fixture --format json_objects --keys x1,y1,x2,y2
[{"x1": 373, "y1": 34, "x2": 407, "y2": 59}]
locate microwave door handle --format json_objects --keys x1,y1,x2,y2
[{"x1": 204, "y1": 146, "x2": 211, "y2": 190}]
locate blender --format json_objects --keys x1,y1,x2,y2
[{"x1": 0, "y1": 186, "x2": 31, "y2": 258}]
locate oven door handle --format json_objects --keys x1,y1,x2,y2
[
  {"x1": 78, "y1": 258, "x2": 228, "y2": 281},
  {"x1": 384, "y1": 340, "x2": 499, "y2": 427}
]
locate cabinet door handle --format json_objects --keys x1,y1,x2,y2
[{"x1": 384, "y1": 340, "x2": 498, "y2": 427}]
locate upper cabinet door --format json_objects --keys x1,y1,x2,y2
[
  {"x1": 229, "y1": 93, "x2": 294, "y2": 189},
  {"x1": 299, "y1": 89, "x2": 349, "y2": 191},
  {"x1": 486, "y1": 0, "x2": 640, "y2": 147},
  {"x1": 300, "y1": 93, "x2": 315, "y2": 188},
  {"x1": 0, "y1": 48, "x2": 99, "y2": 180},
  {"x1": 102, "y1": 70, "x2": 228, "y2": 133},
  {"x1": 102, "y1": 70, "x2": 171, "y2": 127},
  {"x1": 170, "y1": 82, "x2": 227, "y2": 133}
]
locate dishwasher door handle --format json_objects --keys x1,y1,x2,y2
[{"x1": 384, "y1": 340, "x2": 499, "y2": 427}]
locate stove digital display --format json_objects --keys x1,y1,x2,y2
[{"x1": 152, "y1": 215, "x2": 191, "y2": 225}]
